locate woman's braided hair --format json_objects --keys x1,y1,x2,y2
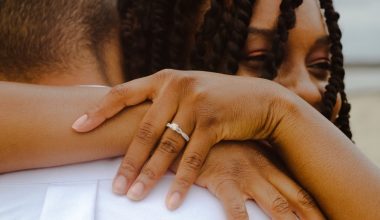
[
  {"x1": 264, "y1": 0, "x2": 302, "y2": 79},
  {"x1": 117, "y1": 0, "x2": 352, "y2": 138},
  {"x1": 319, "y1": 0, "x2": 352, "y2": 139}
]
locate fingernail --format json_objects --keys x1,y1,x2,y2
[
  {"x1": 113, "y1": 175, "x2": 128, "y2": 195},
  {"x1": 167, "y1": 192, "x2": 181, "y2": 210},
  {"x1": 127, "y1": 182, "x2": 145, "y2": 200},
  {"x1": 72, "y1": 114, "x2": 89, "y2": 131}
]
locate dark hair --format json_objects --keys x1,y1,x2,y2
[
  {"x1": 319, "y1": 0, "x2": 352, "y2": 139},
  {"x1": 0, "y1": 0, "x2": 119, "y2": 82},
  {"x1": 118, "y1": 0, "x2": 352, "y2": 138}
]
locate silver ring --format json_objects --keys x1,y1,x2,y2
[{"x1": 166, "y1": 123, "x2": 190, "y2": 142}]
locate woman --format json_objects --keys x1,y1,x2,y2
[
  {"x1": 72, "y1": 0, "x2": 380, "y2": 219},
  {"x1": 1, "y1": 0, "x2": 378, "y2": 219},
  {"x1": 0, "y1": 0, "x2": 323, "y2": 219}
]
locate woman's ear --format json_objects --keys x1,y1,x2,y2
[{"x1": 331, "y1": 92, "x2": 342, "y2": 123}]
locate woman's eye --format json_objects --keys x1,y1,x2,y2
[
  {"x1": 246, "y1": 54, "x2": 268, "y2": 62},
  {"x1": 244, "y1": 54, "x2": 269, "y2": 69},
  {"x1": 308, "y1": 61, "x2": 331, "y2": 81},
  {"x1": 242, "y1": 53, "x2": 272, "y2": 78},
  {"x1": 309, "y1": 62, "x2": 331, "y2": 70}
]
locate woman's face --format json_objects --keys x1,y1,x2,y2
[{"x1": 236, "y1": 0, "x2": 341, "y2": 119}]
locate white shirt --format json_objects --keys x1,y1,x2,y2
[{"x1": 0, "y1": 157, "x2": 268, "y2": 220}]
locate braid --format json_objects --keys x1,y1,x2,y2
[
  {"x1": 220, "y1": 0, "x2": 255, "y2": 74},
  {"x1": 117, "y1": 0, "x2": 132, "y2": 15},
  {"x1": 119, "y1": 0, "x2": 151, "y2": 80},
  {"x1": 264, "y1": 0, "x2": 302, "y2": 79},
  {"x1": 319, "y1": 0, "x2": 352, "y2": 139},
  {"x1": 150, "y1": 0, "x2": 176, "y2": 73},
  {"x1": 190, "y1": 0, "x2": 225, "y2": 70},
  {"x1": 205, "y1": 2, "x2": 231, "y2": 72},
  {"x1": 168, "y1": 0, "x2": 203, "y2": 70},
  {"x1": 191, "y1": 0, "x2": 255, "y2": 74}
]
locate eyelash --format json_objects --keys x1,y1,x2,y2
[
  {"x1": 246, "y1": 54, "x2": 268, "y2": 62},
  {"x1": 308, "y1": 61, "x2": 331, "y2": 70},
  {"x1": 308, "y1": 61, "x2": 331, "y2": 80},
  {"x1": 245, "y1": 53, "x2": 331, "y2": 81}
]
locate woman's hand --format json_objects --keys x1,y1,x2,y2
[
  {"x1": 193, "y1": 141, "x2": 325, "y2": 220},
  {"x1": 71, "y1": 69, "x2": 294, "y2": 210}
]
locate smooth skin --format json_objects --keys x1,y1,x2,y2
[
  {"x1": 0, "y1": 1, "x2": 326, "y2": 219},
  {"x1": 0, "y1": 82, "x2": 322, "y2": 220},
  {"x1": 72, "y1": 0, "x2": 380, "y2": 219},
  {"x1": 73, "y1": 69, "x2": 380, "y2": 220},
  {"x1": 74, "y1": 0, "x2": 338, "y2": 214}
]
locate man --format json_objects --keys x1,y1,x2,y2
[{"x1": 0, "y1": 0, "x2": 124, "y2": 86}]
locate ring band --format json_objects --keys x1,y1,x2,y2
[{"x1": 166, "y1": 123, "x2": 190, "y2": 142}]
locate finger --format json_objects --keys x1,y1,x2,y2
[
  {"x1": 112, "y1": 95, "x2": 178, "y2": 195},
  {"x1": 72, "y1": 75, "x2": 156, "y2": 132},
  {"x1": 126, "y1": 110, "x2": 195, "y2": 200},
  {"x1": 166, "y1": 129, "x2": 215, "y2": 210},
  {"x1": 268, "y1": 172, "x2": 325, "y2": 219},
  {"x1": 210, "y1": 180, "x2": 249, "y2": 220},
  {"x1": 248, "y1": 178, "x2": 297, "y2": 220}
]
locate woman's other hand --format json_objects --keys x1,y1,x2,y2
[
  {"x1": 71, "y1": 69, "x2": 294, "y2": 210},
  {"x1": 194, "y1": 141, "x2": 325, "y2": 220}
]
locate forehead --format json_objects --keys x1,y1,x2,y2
[{"x1": 250, "y1": 0, "x2": 327, "y2": 37}]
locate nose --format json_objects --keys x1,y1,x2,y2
[{"x1": 275, "y1": 67, "x2": 323, "y2": 109}]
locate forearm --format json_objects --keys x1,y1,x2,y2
[
  {"x1": 0, "y1": 82, "x2": 149, "y2": 173},
  {"x1": 274, "y1": 94, "x2": 380, "y2": 219}
]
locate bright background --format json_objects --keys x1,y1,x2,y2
[{"x1": 334, "y1": 0, "x2": 380, "y2": 166}]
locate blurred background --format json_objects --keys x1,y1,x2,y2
[{"x1": 334, "y1": 0, "x2": 380, "y2": 166}]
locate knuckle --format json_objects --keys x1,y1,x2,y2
[
  {"x1": 135, "y1": 121, "x2": 156, "y2": 145},
  {"x1": 120, "y1": 157, "x2": 138, "y2": 174},
  {"x1": 195, "y1": 105, "x2": 219, "y2": 128},
  {"x1": 230, "y1": 203, "x2": 248, "y2": 220},
  {"x1": 109, "y1": 84, "x2": 128, "y2": 98},
  {"x1": 158, "y1": 137, "x2": 181, "y2": 154},
  {"x1": 213, "y1": 179, "x2": 238, "y2": 197},
  {"x1": 297, "y1": 189, "x2": 316, "y2": 209},
  {"x1": 156, "y1": 69, "x2": 173, "y2": 80},
  {"x1": 193, "y1": 89, "x2": 208, "y2": 102},
  {"x1": 178, "y1": 74, "x2": 196, "y2": 89},
  {"x1": 165, "y1": 72, "x2": 197, "y2": 95},
  {"x1": 184, "y1": 152, "x2": 203, "y2": 171},
  {"x1": 272, "y1": 196, "x2": 291, "y2": 214},
  {"x1": 176, "y1": 177, "x2": 192, "y2": 188},
  {"x1": 141, "y1": 167, "x2": 158, "y2": 181},
  {"x1": 229, "y1": 160, "x2": 249, "y2": 177}
]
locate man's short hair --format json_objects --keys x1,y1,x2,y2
[{"x1": 0, "y1": 0, "x2": 119, "y2": 81}]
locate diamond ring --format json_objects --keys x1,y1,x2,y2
[{"x1": 166, "y1": 123, "x2": 190, "y2": 142}]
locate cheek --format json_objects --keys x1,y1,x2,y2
[{"x1": 236, "y1": 63, "x2": 262, "y2": 78}]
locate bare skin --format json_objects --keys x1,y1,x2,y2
[
  {"x1": 2, "y1": 0, "x2": 379, "y2": 219},
  {"x1": 72, "y1": 0, "x2": 380, "y2": 219},
  {"x1": 0, "y1": 82, "x2": 324, "y2": 219},
  {"x1": 0, "y1": 1, "x2": 326, "y2": 219},
  {"x1": 74, "y1": 68, "x2": 380, "y2": 220}
]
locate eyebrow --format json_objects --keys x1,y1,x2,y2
[
  {"x1": 247, "y1": 27, "x2": 275, "y2": 38},
  {"x1": 313, "y1": 35, "x2": 330, "y2": 47}
]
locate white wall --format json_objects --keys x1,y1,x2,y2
[{"x1": 334, "y1": 0, "x2": 380, "y2": 64}]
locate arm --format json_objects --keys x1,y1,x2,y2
[
  {"x1": 0, "y1": 81, "x2": 148, "y2": 173},
  {"x1": 273, "y1": 94, "x2": 380, "y2": 219},
  {"x1": 73, "y1": 70, "x2": 380, "y2": 219},
  {"x1": 0, "y1": 82, "x2": 325, "y2": 219}
]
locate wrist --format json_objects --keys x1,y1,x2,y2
[{"x1": 268, "y1": 90, "x2": 307, "y2": 144}]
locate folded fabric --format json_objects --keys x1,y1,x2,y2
[{"x1": 0, "y1": 157, "x2": 269, "y2": 220}]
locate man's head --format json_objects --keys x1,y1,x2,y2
[{"x1": 0, "y1": 0, "x2": 124, "y2": 85}]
